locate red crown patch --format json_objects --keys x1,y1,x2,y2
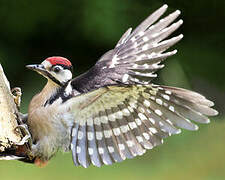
[{"x1": 46, "y1": 57, "x2": 72, "y2": 67}]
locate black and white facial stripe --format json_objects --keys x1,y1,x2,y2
[{"x1": 41, "y1": 60, "x2": 73, "y2": 86}]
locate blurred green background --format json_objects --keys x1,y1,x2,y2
[{"x1": 0, "y1": 0, "x2": 225, "y2": 179}]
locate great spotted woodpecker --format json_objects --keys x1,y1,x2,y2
[{"x1": 24, "y1": 5, "x2": 218, "y2": 167}]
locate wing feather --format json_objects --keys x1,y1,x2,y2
[
  {"x1": 121, "y1": 99, "x2": 148, "y2": 154},
  {"x1": 71, "y1": 123, "x2": 80, "y2": 166},
  {"x1": 99, "y1": 106, "x2": 123, "y2": 163},
  {"x1": 94, "y1": 114, "x2": 113, "y2": 165},
  {"x1": 77, "y1": 122, "x2": 90, "y2": 167},
  {"x1": 67, "y1": 84, "x2": 217, "y2": 167},
  {"x1": 118, "y1": 103, "x2": 145, "y2": 155},
  {"x1": 86, "y1": 117, "x2": 102, "y2": 167},
  {"x1": 116, "y1": 28, "x2": 132, "y2": 48},
  {"x1": 111, "y1": 106, "x2": 134, "y2": 159},
  {"x1": 105, "y1": 108, "x2": 127, "y2": 161},
  {"x1": 71, "y1": 5, "x2": 183, "y2": 92},
  {"x1": 128, "y1": 4, "x2": 168, "y2": 40},
  {"x1": 67, "y1": 4, "x2": 218, "y2": 168}
]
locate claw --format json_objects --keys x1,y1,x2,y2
[
  {"x1": 16, "y1": 135, "x2": 31, "y2": 146},
  {"x1": 15, "y1": 124, "x2": 32, "y2": 148},
  {"x1": 11, "y1": 87, "x2": 22, "y2": 110}
]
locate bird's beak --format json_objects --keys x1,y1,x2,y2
[{"x1": 26, "y1": 64, "x2": 47, "y2": 75}]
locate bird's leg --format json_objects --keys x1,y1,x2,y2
[
  {"x1": 12, "y1": 87, "x2": 28, "y2": 124},
  {"x1": 11, "y1": 87, "x2": 32, "y2": 146},
  {"x1": 12, "y1": 123, "x2": 35, "y2": 162},
  {"x1": 14, "y1": 112, "x2": 32, "y2": 148}
]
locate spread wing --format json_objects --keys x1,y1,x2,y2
[
  {"x1": 71, "y1": 4, "x2": 183, "y2": 93},
  {"x1": 65, "y1": 84, "x2": 217, "y2": 168},
  {"x1": 62, "y1": 5, "x2": 218, "y2": 168}
]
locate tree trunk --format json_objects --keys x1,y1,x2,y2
[{"x1": 0, "y1": 64, "x2": 23, "y2": 159}]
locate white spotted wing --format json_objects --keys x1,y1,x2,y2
[
  {"x1": 71, "y1": 4, "x2": 183, "y2": 93},
  {"x1": 65, "y1": 4, "x2": 218, "y2": 168},
  {"x1": 65, "y1": 85, "x2": 217, "y2": 167}
]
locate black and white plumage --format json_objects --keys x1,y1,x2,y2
[
  {"x1": 67, "y1": 85, "x2": 216, "y2": 167},
  {"x1": 26, "y1": 4, "x2": 218, "y2": 168},
  {"x1": 72, "y1": 5, "x2": 183, "y2": 92}
]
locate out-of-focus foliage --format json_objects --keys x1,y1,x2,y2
[{"x1": 0, "y1": 0, "x2": 224, "y2": 179}]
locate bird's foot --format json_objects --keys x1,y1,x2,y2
[
  {"x1": 15, "y1": 124, "x2": 32, "y2": 148},
  {"x1": 11, "y1": 87, "x2": 22, "y2": 110}
]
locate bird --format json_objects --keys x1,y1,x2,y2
[{"x1": 24, "y1": 4, "x2": 218, "y2": 167}]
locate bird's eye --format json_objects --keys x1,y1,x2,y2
[{"x1": 53, "y1": 66, "x2": 61, "y2": 73}]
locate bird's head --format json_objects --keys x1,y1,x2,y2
[{"x1": 26, "y1": 56, "x2": 73, "y2": 86}]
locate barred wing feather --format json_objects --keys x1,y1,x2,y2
[
  {"x1": 67, "y1": 4, "x2": 218, "y2": 168},
  {"x1": 68, "y1": 85, "x2": 217, "y2": 167},
  {"x1": 71, "y1": 4, "x2": 183, "y2": 92}
]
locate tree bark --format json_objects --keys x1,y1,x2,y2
[{"x1": 0, "y1": 64, "x2": 23, "y2": 158}]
